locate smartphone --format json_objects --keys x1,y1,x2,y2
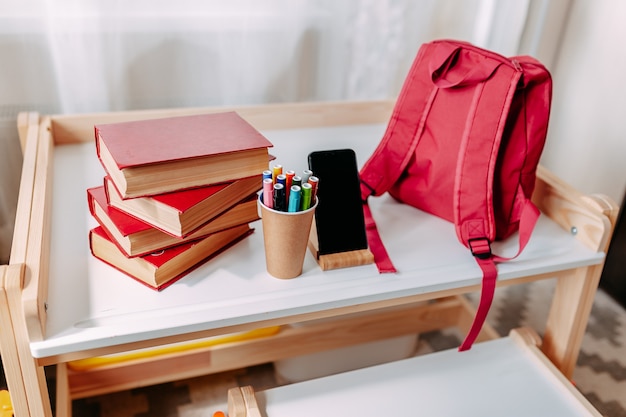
[{"x1": 308, "y1": 149, "x2": 368, "y2": 255}]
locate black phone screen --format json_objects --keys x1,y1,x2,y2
[{"x1": 308, "y1": 149, "x2": 368, "y2": 255}]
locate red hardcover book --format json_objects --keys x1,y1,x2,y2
[
  {"x1": 95, "y1": 112, "x2": 273, "y2": 198},
  {"x1": 89, "y1": 224, "x2": 253, "y2": 290},
  {"x1": 88, "y1": 186, "x2": 259, "y2": 257},
  {"x1": 104, "y1": 175, "x2": 261, "y2": 237}
]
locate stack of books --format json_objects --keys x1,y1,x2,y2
[{"x1": 87, "y1": 111, "x2": 273, "y2": 290}]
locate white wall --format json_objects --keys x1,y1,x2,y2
[
  {"x1": 0, "y1": 0, "x2": 493, "y2": 263},
  {"x1": 541, "y1": 0, "x2": 626, "y2": 204},
  {"x1": 1, "y1": 1, "x2": 623, "y2": 264}
]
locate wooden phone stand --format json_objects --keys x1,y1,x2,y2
[{"x1": 308, "y1": 218, "x2": 374, "y2": 271}]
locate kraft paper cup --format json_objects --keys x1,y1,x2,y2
[{"x1": 258, "y1": 193, "x2": 318, "y2": 279}]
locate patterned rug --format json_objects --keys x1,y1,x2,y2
[{"x1": 2, "y1": 280, "x2": 625, "y2": 416}]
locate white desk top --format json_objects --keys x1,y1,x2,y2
[
  {"x1": 259, "y1": 335, "x2": 598, "y2": 417},
  {"x1": 33, "y1": 123, "x2": 604, "y2": 358}
]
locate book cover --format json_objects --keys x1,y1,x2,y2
[
  {"x1": 95, "y1": 112, "x2": 273, "y2": 198},
  {"x1": 88, "y1": 185, "x2": 260, "y2": 257},
  {"x1": 104, "y1": 174, "x2": 261, "y2": 237},
  {"x1": 89, "y1": 224, "x2": 254, "y2": 290}
]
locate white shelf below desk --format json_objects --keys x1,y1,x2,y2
[
  {"x1": 255, "y1": 331, "x2": 600, "y2": 417},
  {"x1": 34, "y1": 123, "x2": 603, "y2": 359}
]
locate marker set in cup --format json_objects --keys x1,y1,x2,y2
[{"x1": 261, "y1": 165, "x2": 318, "y2": 212}]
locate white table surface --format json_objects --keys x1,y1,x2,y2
[
  {"x1": 259, "y1": 335, "x2": 597, "y2": 417},
  {"x1": 33, "y1": 123, "x2": 604, "y2": 358}
]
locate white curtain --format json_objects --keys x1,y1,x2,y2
[{"x1": 1, "y1": 0, "x2": 559, "y2": 262}]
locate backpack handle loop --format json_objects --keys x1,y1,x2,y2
[{"x1": 429, "y1": 42, "x2": 501, "y2": 88}]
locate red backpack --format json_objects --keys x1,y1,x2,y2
[{"x1": 359, "y1": 39, "x2": 552, "y2": 351}]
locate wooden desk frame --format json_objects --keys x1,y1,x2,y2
[{"x1": 2, "y1": 101, "x2": 618, "y2": 417}]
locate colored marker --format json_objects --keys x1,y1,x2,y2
[
  {"x1": 301, "y1": 169, "x2": 313, "y2": 184},
  {"x1": 288, "y1": 185, "x2": 302, "y2": 212},
  {"x1": 285, "y1": 170, "x2": 295, "y2": 200},
  {"x1": 262, "y1": 178, "x2": 273, "y2": 208},
  {"x1": 289, "y1": 176, "x2": 301, "y2": 207},
  {"x1": 273, "y1": 183, "x2": 286, "y2": 211},
  {"x1": 301, "y1": 182, "x2": 312, "y2": 210},
  {"x1": 285, "y1": 170, "x2": 295, "y2": 188},
  {"x1": 292, "y1": 175, "x2": 302, "y2": 189},
  {"x1": 262, "y1": 170, "x2": 272, "y2": 181},
  {"x1": 308, "y1": 175, "x2": 319, "y2": 200},
  {"x1": 272, "y1": 164, "x2": 283, "y2": 183},
  {"x1": 274, "y1": 174, "x2": 287, "y2": 189}
]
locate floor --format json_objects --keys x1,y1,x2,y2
[{"x1": 2, "y1": 280, "x2": 625, "y2": 416}]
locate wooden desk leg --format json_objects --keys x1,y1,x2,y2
[
  {"x1": 56, "y1": 363, "x2": 71, "y2": 417},
  {"x1": 228, "y1": 386, "x2": 261, "y2": 417},
  {"x1": 5, "y1": 264, "x2": 53, "y2": 417},
  {"x1": 16, "y1": 112, "x2": 39, "y2": 156},
  {"x1": 542, "y1": 264, "x2": 603, "y2": 379},
  {"x1": 0, "y1": 265, "x2": 30, "y2": 417}
]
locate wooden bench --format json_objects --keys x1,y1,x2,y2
[{"x1": 227, "y1": 328, "x2": 602, "y2": 417}]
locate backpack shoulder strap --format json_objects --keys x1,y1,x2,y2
[
  {"x1": 450, "y1": 55, "x2": 543, "y2": 350},
  {"x1": 359, "y1": 42, "x2": 446, "y2": 273},
  {"x1": 453, "y1": 60, "x2": 521, "y2": 245},
  {"x1": 454, "y1": 52, "x2": 551, "y2": 351},
  {"x1": 453, "y1": 53, "x2": 550, "y2": 253},
  {"x1": 359, "y1": 43, "x2": 437, "y2": 200}
]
